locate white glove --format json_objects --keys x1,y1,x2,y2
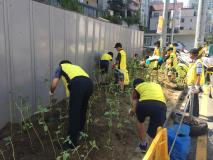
[
  {"x1": 49, "y1": 91, "x2": 54, "y2": 96},
  {"x1": 190, "y1": 86, "x2": 199, "y2": 94}
]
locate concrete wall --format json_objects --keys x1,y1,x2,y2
[{"x1": 0, "y1": 0, "x2": 144, "y2": 128}]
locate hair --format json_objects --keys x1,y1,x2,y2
[
  {"x1": 114, "y1": 43, "x2": 122, "y2": 48},
  {"x1": 133, "y1": 78, "x2": 145, "y2": 88},
  {"x1": 167, "y1": 47, "x2": 173, "y2": 52},
  {"x1": 166, "y1": 42, "x2": 171, "y2": 46},
  {"x1": 189, "y1": 48, "x2": 198, "y2": 56},
  {"x1": 59, "y1": 60, "x2": 72, "y2": 65},
  {"x1": 154, "y1": 41, "x2": 160, "y2": 47},
  {"x1": 173, "y1": 43, "x2": 178, "y2": 47},
  {"x1": 107, "y1": 52, "x2": 114, "y2": 58},
  {"x1": 134, "y1": 53, "x2": 139, "y2": 57}
]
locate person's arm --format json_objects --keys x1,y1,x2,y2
[
  {"x1": 50, "y1": 78, "x2": 60, "y2": 94},
  {"x1": 116, "y1": 53, "x2": 121, "y2": 65},
  {"x1": 49, "y1": 66, "x2": 61, "y2": 94},
  {"x1": 129, "y1": 89, "x2": 140, "y2": 115}
]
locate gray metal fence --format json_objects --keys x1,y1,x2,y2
[{"x1": 0, "y1": 0, "x2": 144, "y2": 128}]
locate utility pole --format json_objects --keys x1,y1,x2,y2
[
  {"x1": 160, "y1": 0, "x2": 169, "y2": 49},
  {"x1": 194, "y1": 0, "x2": 207, "y2": 48},
  {"x1": 171, "y1": 0, "x2": 177, "y2": 43}
]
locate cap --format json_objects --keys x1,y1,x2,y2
[
  {"x1": 167, "y1": 47, "x2": 173, "y2": 52},
  {"x1": 114, "y1": 43, "x2": 122, "y2": 48},
  {"x1": 133, "y1": 78, "x2": 144, "y2": 88}
]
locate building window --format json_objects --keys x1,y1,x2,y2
[
  {"x1": 153, "y1": 12, "x2": 159, "y2": 17},
  {"x1": 180, "y1": 27, "x2": 184, "y2": 30},
  {"x1": 144, "y1": 36, "x2": 152, "y2": 46},
  {"x1": 166, "y1": 36, "x2": 171, "y2": 43},
  {"x1": 190, "y1": 19, "x2": 192, "y2": 22},
  {"x1": 194, "y1": 11, "x2": 197, "y2": 16},
  {"x1": 181, "y1": 18, "x2": 184, "y2": 23}
]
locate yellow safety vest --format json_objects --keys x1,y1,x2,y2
[
  {"x1": 101, "y1": 53, "x2": 112, "y2": 61},
  {"x1": 135, "y1": 82, "x2": 166, "y2": 103},
  {"x1": 60, "y1": 63, "x2": 89, "y2": 97},
  {"x1": 187, "y1": 59, "x2": 205, "y2": 86},
  {"x1": 154, "y1": 47, "x2": 160, "y2": 56},
  {"x1": 119, "y1": 49, "x2": 127, "y2": 70},
  {"x1": 173, "y1": 46, "x2": 176, "y2": 53}
]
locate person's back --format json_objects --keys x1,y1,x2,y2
[{"x1": 135, "y1": 82, "x2": 166, "y2": 103}]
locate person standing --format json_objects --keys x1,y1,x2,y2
[
  {"x1": 187, "y1": 49, "x2": 205, "y2": 117},
  {"x1": 114, "y1": 43, "x2": 129, "y2": 91},
  {"x1": 49, "y1": 60, "x2": 93, "y2": 149}
]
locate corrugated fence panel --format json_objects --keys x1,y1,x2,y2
[
  {"x1": 0, "y1": 0, "x2": 10, "y2": 127},
  {"x1": 65, "y1": 11, "x2": 77, "y2": 63},
  {"x1": 0, "y1": 0, "x2": 144, "y2": 128},
  {"x1": 76, "y1": 15, "x2": 86, "y2": 67},
  {"x1": 33, "y1": 2, "x2": 50, "y2": 105},
  {"x1": 52, "y1": 7, "x2": 66, "y2": 99},
  {"x1": 99, "y1": 21, "x2": 105, "y2": 53},
  {"x1": 84, "y1": 17, "x2": 94, "y2": 74},
  {"x1": 8, "y1": 0, "x2": 33, "y2": 121}
]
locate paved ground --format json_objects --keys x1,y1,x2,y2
[
  {"x1": 188, "y1": 86, "x2": 213, "y2": 160},
  {"x1": 199, "y1": 88, "x2": 213, "y2": 160}
]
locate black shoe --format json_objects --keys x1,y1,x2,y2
[{"x1": 138, "y1": 142, "x2": 148, "y2": 153}]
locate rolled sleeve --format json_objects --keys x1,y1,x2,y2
[
  {"x1": 196, "y1": 62, "x2": 203, "y2": 75},
  {"x1": 55, "y1": 66, "x2": 62, "y2": 78}
]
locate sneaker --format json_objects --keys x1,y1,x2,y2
[{"x1": 138, "y1": 142, "x2": 148, "y2": 153}]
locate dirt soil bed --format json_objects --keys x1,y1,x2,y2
[
  {"x1": 0, "y1": 68, "x2": 184, "y2": 160},
  {"x1": 0, "y1": 85, "x2": 180, "y2": 160}
]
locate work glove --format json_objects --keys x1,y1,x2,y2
[
  {"x1": 190, "y1": 86, "x2": 201, "y2": 94},
  {"x1": 128, "y1": 108, "x2": 135, "y2": 117}
]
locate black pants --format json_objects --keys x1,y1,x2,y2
[
  {"x1": 68, "y1": 76, "x2": 93, "y2": 147},
  {"x1": 187, "y1": 93, "x2": 199, "y2": 117},
  {"x1": 100, "y1": 60, "x2": 109, "y2": 74},
  {"x1": 136, "y1": 100, "x2": 167, "y2": 138}
]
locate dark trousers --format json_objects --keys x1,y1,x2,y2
[
  {"x1": 68, "y1": 76, "x2": 93, "y2": 147},
  {"x1": 187, "y1": 93, "x2": 199, "y2": 117}
]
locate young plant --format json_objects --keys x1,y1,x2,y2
[
  {"x1": 0, "y1": 149, "x2": 6, "y2": 160},
  {"x1": 3, "y1": 136, "x2": 15, "y2": 160},
  {"x1": 104, "y1": 97, "x2": 119, "y2": 147},
  {"x1": 34, "y1": 104, "x2": 56, "y2": 157}
]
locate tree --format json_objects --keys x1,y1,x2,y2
[{"x1": 59, "y1": 0, "x2": 81, "y2": 12}]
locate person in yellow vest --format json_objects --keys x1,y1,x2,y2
[
  {"x1": 187, "y1": 49, "x2": 205, "y2": 117},
  {"x1": 153, "y1": 41, "x2": 161, "y2": 56},
  {"x1": 165, "y1": 47, "x2": 178, "y2": 80},
  {"x1": 49, "y1": 60, "x2": 93, "y2": 149},
  {"x1": 129, "y1": 78, "x2": 167, "y2": 152},
  {"x1": 100, "y1": 52, "x2": 113, "y2": 83},
  {"x1": 114, "y1": 43, "x2": 129, "y2": 91}
]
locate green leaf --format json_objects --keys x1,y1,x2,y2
[
  {"x1": 62, "y1": 152, "x2": 70, "y2": 160},
  {"x1": 56, "y1": 156, "x2": 62, "y2": 160},
  {"x1": 44, "y1": 124, "x2": 48, "y2": 132}
]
